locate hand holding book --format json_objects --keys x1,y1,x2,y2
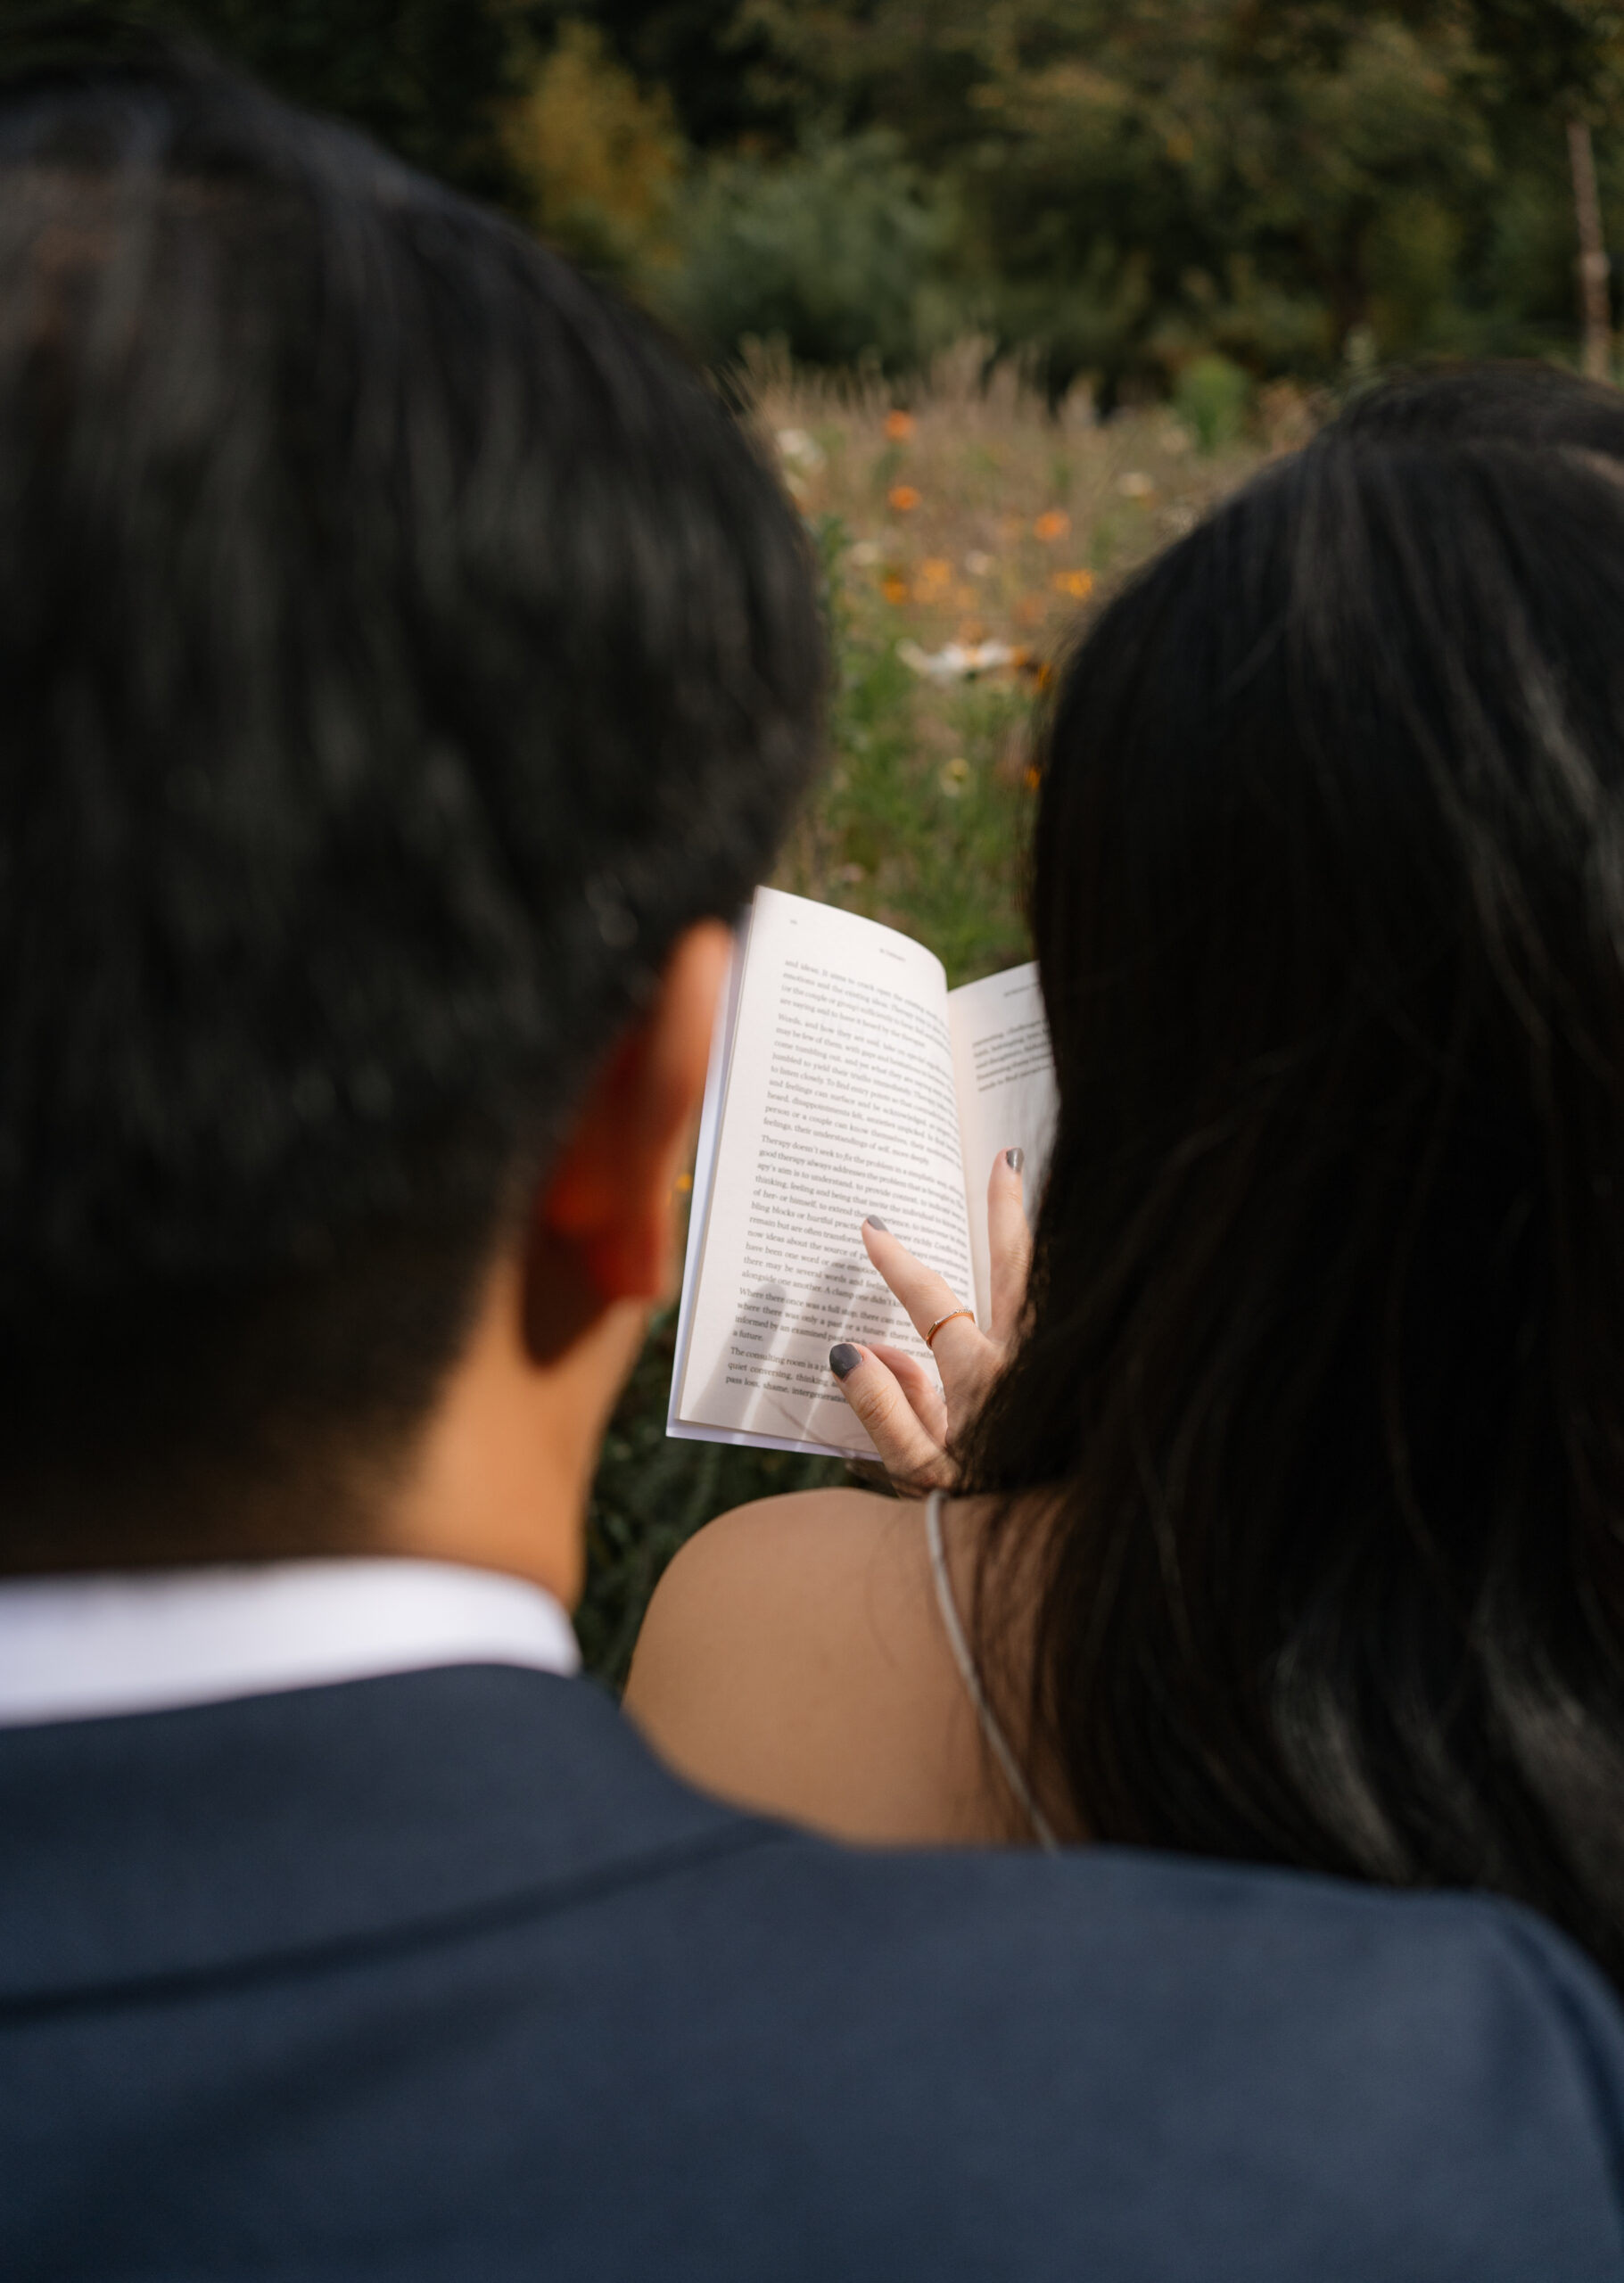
[
  {"x1": 667, "y1": 887, "x2": 1056, "y2": 1459},
  {"x1": 827, "y1": 1146, "x2": 1033, "y2": 1491}
]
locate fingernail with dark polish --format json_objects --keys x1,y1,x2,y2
[
  {"x1": 829, "y1": 1343, "x2": 861, "y2": 1380},
  {"x1": 1005, "y1": 1148, "x2": 1025, "y2": 1174},
  {"x1": 864, "y1": 1216, "x2": 888, "y2": 1233}
]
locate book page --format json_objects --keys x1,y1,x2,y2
[
  {"x1": 947, "y1": 962, "x2": 1058, "y2": 1323},
  {"x1": 673, "y1": 887, "x2": 975, "y2": 1457}
]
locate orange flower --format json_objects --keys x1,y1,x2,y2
[
  {"x1": 1051, "y1": 569, "x2": 1095, "y2": 600},
  {"x1": 885, "y1": 409, "x2": 916, "y2": 441},
  {"x1": 881, "y1": 573, "x2": 911, "y2": 606},
  {"x1": 1034, "y1": 509, "x2": 1071, "y2": 542},
  {"x1": 918, "y1": 556, "x2": 952, "y2": 585},
  {"x1": 1025, "y1": 765, "x2": 1043, "y2": 792},
  {"x1": 888, "y1": 484, "x2": 921, "y2": 513}
]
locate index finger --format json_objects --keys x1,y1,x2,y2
[{"x1": 861, "y1": 1216, "x2": 977, "y2": 1357}]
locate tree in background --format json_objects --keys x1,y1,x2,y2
[
  {"x1": 692, "y1": 0, "x2": 1624, "y2": 392},
  {"x1": 1465, "y1": 1, "x2": 1624, "y2": 374},
  {"x1": 981, "y1": 4, "x2": 1498, "y2": 393},
  {"x1": 55, "y1": 3, "x2": 686, "y2": 309},
  {"x1": 55, "y1": 2, "x2": 1624, "y2": 390},
  {"x1": 506, "y1": 21, "x2": 686, "y2": 279}
]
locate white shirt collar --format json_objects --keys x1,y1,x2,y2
[{"x1": 0, "y1": 1557, "x2": 579, "y2": 1728}]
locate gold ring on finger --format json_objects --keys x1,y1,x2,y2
[{"x1": 923, "y1": 1307, "x2": 975, "y2": 1351}]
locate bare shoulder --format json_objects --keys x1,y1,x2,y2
[
  {"x1": 631, "y1": 1486, "x2": 919, "y2": 1652},
  {"x1": 623, "y1": 1488, "x2": 1004, "y2": 1845}
]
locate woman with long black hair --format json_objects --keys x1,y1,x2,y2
[{"x1": 627, "y1": 365, "x2": 1624, "y2": 1991}]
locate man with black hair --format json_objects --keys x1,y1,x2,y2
[{"x1": 2, "y1": 17, "x2": 1624, "y2": 2279}]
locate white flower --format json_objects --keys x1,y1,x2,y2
[
  {"x1": 897, "y1": 638, "x2": 1019, "y2": 683},
  {"x1": 776, "y1": 427, "x2": 826, "y2": 472}
]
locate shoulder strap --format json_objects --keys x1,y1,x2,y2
[{"x1": 925, "y1": 1491, "x2": 1059, "y2": 1851}]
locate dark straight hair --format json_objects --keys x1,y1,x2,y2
[
  {"x1": 0, "y1": 12, "x2": 822, "y2": 1560},
  {"x1": 966, "y1": 366, "x2": 1624, "y2": 1985}
]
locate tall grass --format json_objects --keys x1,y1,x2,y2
[{"x1": 576, "y1": 347, "x2": 1281, "y2": 1685}]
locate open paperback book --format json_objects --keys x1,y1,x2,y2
[{"x1": 668, "y1": 886, "x2": 1058, "y2": 1460}]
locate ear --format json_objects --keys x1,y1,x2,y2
[{"x1": 535, "y1": 920, "x2": 732, "y2": 1333}]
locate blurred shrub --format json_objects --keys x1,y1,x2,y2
[
  {"x1": 667, "y1": 131, "x2": 964, "y2": 373},
  {"x1": 1173, "y1": 353, "x2": 1253, "y2": 453},
  {"x1": 507, "y1": 21, "x2": 685, "y2": 280}
]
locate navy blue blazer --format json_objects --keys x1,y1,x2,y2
[{"x1": 3, "y1": 1664, "x2": 1624, "y2": 2279}]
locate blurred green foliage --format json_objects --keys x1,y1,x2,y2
[
  {"x1": 721, "y1": 0, "x2": 1624, "y2": 393},
  {"x1": 116, "y1": 0, "x2": 1624, "y2": 394},
  {"x1": 668, "y1": 132, "x2": 963, "y2": 372},
  {"x1": 507, "y1": 19, "x2": 686, "y2": 280},
  {"x1": 1174, "y1": 353, "x2": 1254, "y2": 453}
]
